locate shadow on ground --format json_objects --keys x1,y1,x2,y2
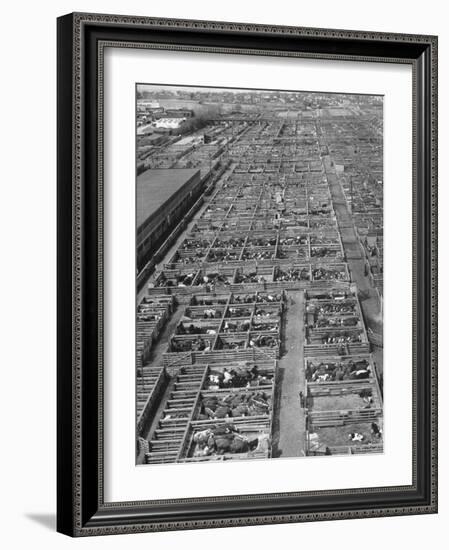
[
  {"x1": 25, "y1": 513, "x2": 56, "y2": 531},
  {"x1": 271, "y1": 365, "x2": 285, "y2": 458}
]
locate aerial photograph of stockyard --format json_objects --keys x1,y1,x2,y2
[{"x1": 135, "y1": 84, "x2": 383, "y2": 465}]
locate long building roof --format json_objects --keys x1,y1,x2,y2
[{"x1": 137, "y1": 168, "x2": 200, "y2": 229}]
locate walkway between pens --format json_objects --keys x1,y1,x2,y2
[
  {"x1": 322, "y1": 154, "x2": 381, "y2": 324},
  {"x1": 322, "y1": 154, "x2": 383, "y2": 380},
  {"x1": 272, "y1": 290, "x2": 306, "y2": 458}
]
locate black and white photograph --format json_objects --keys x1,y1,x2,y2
[{"x1": 135, "y1": 84, "x2": 384, "y2": 465}]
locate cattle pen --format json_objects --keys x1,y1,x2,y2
[{"x1": 135, "y1": 89, "x2": 383, "y2": 465}]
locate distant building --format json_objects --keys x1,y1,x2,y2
[
  {"x1": 161, "y1": 108, "x2": 194, "y2": 118},
  {"x1": 137, "y1": 124, "x2": 156, "y2": 136},
  {"x1": 138, "y1": 133, "x2": 166, "y2": 147},
  {"x1": 137, "y1": 100, "x2": 161, "y2": 112},
  {"x1": 153, "y1": 117, "x2": 187, "y2": 130},
  {"x1": 137, "y1": 169, "x2": 202, "y2": 271}
]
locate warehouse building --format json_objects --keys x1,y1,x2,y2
[{"x1": 137, "y1": 168, "x2": 201, "y2": 272}]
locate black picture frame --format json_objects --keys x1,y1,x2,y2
[{"x1": 57, "y1": 12, "x2": 438, "y2": 537}]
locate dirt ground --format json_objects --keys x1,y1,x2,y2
[
  {"x1": 309, "y1": 393, "x2": 368, "y2": 411},
  {"x1": 311, "y1": 420, "x2": 382, "y2": 448}
]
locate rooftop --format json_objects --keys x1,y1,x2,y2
[{"x1": 137, "y1": 168, "x2": 200, "y2": 228}]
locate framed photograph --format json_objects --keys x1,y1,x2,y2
[{"x1": 57, "y1": 12, "x2": 438, "y2": 536}]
